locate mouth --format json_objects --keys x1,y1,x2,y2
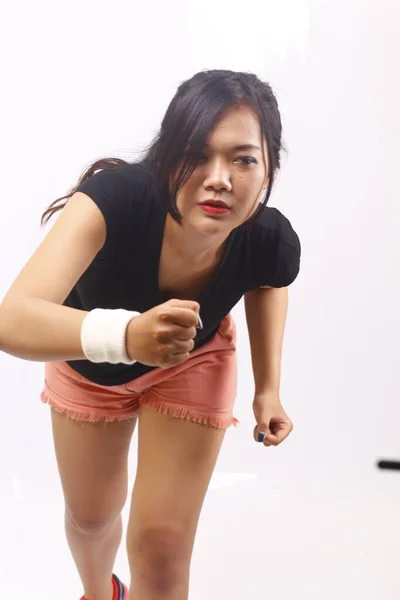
[{"x1": 199, "y1": 199, "x2": 230, "y2": 209}]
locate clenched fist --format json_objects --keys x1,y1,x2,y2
[{"x1": 126, "y1": 299, "x2": 201, "y2": 368}]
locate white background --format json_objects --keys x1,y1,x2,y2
[{"x1": 1, "y1": 0, "x2": 399, "y2": 598}]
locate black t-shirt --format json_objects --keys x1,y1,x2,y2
[{"x1": 63, "y1": 163, "x2": 301, "y2": 386}]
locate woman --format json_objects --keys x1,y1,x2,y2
[{"x1": 0, "y1": 69, "x2": 301, "y2": 600}]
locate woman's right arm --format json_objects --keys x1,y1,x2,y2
[{"x1": 0, "y1": 192, "x2": 107, "y2": 362}]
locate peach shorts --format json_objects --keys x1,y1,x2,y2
[{"x1": 41, "y1": 313, "x2": 239, "y2": 430}]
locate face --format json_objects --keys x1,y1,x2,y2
[{"x1": 172, "y1": 104, "x2": 269, "y2": 236}]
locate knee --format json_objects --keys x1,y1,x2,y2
[
  {"x1": 127, "y1": 525, "x2": 191, "y2": 591},
  {"x1": 66, "y1": 506, "x2": 121, "y2": 536}
]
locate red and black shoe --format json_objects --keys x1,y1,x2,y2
[{"x1": 80, "y1": 573, "x2": 128, "y2": 600}]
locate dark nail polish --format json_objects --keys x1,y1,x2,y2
[{"x1": 258, "y1": 432, "x2": 265, "y2": 443}]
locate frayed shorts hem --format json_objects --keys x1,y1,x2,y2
[{"x1": 41, "y1": 389, "x2": 239, "y2": 430}]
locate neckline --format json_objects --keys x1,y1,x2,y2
[{"x1": 154, "y1": 209, "x2": 237, "y2": 304}]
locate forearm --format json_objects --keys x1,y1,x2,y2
[
  {"x1": 0, "y1": 296, "x2": 88, "y2": 362},
  {"x1": 244, "y1": 286, "x2": 289, "y2": 393}
]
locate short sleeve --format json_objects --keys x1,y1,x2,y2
[
  {"x1": 75, "y1": 164, "x2": 154, "y2": 257},
  {"x1": 254, "y1": 208, "x2": 301, "y2": 288}
]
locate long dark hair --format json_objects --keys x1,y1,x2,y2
[{"x1": 40, "y1": 69, "x2": 285, "y2": 228}]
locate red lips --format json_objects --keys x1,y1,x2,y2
[{"x1": 200, "y1": 199, "x2": 230, "y2": 209}]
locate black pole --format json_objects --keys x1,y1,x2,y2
[{"x1": 377, "y1": 459, "x2": 400, "y2": 471}]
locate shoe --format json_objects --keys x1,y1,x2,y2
[
  {"x1": 111, "y1": 573, "x2": 128, "y2": 599},
  {"x1": 80, "y1": 573, "x2": 128, "y2": 599}
]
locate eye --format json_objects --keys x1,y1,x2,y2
[{"x1": 235, "y1": 156, "x2": 257, "y2": 166}]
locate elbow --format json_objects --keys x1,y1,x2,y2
[
  {"x1": 0, "y1": 297, "x2": 26, "y2": 355},
  {"x1": 0, "y1": 302, "x2": 14, "y2": 354}
]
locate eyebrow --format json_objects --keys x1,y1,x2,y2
[{"x1": 204, "y1": 143, "x2": 261, "y2": 152}]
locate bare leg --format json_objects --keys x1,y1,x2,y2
[
  {"x1": 127, "y1": 405, "x2": 226, "y2": 600},
  {"x1": 64, "y1": 511, "x2": 123, "y2": 600},
  {"x1": 51, "y1": 408, "x2": 137, "y2": 600}
]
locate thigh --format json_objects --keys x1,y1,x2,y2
[
  {"x1": 51, "y1": 407, "x2": 137, "y2": 523},
  {"x1": 128, "y1": 405, "x2": 225, "y2": 548}
]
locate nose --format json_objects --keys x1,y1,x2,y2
[{"x1": 202, "y1": 159, "x2": 232, "y2": 193}]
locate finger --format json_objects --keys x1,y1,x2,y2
[
  {"x1": 171, "y1": 338, "x2": 195, "y2": 353},
  {"x1": 167, "y1": 299, "x2": 201, "y2": 326},
  {"x1": 263, "y1": 435, "x2": 279, "y2": 447},
  {"x1": 258, "y1": 433, "x2": 272, "y2": 447},
  {"x1": 160, "y1": 352, "x2": 191, "y2": 368},
  {"x1": 254, "y1": 427, "x2": 272, "y2": 445},
  {"x1": 264, "y1": 425, "x2": 292, "y2": 446},
  {"x1": 168, "y1": 299, "x2": 200, "y2": 312},
  {"x1": 253, "y1": 426, "x2": 262, "y2": 442},
  {"x1": 167, "y1": 307, "x2": 200, "y2": 328},
  {"x1": 156, "y1": 324, "x2": 196, "y2": 344},
  {"x1": 173, "y1": 325, "x2": 197, "y2": 340}
]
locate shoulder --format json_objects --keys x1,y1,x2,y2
[
  {"x1": 117, "y1": 163, "x2": 156, "y2": 186},
  {"x1": 246, "y1": 205, "x2": 301, "y2": 288},
  {"x1": 77, "y1": 163, "x2": 156, "y2": 197},
  {"x1": 75, "y1": 163, "x2": 159, "y2": 226},
  {"x1": 74, "y1": 163, "x2": 159, "y2": 253},
  {"x1": 251, "y1": 205, "x2": 300, "y2": 253}
]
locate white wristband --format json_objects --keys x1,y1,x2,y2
[{"x1": 80, "y1": 308, "x2": 141, "y2": 364}]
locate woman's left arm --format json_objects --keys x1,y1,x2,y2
[
  {"x1": 244, "y1": 285, "x2": 288, "y2": 393},
  {"x1": 244, "y1": 286, "x2": 294, "y2": 447}
]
